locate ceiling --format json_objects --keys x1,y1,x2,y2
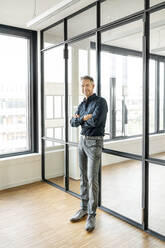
[
  {"x1": 0, "y1": 0, "x2": 165, "y2": 56},
  {"x1": 0, "y1": 0, "x2": 95, "y2": 30}
]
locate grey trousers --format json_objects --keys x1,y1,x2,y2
[{"x1": 79, "y1": 135, "x2": 103, "y2": 216}]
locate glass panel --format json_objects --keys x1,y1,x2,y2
[
  {"x1": 69, "y1": 145, "x2": 80, "y2": 195},
  {"x1": 46, "y1": 127, "x2": 53, "y2": 139},
  {"x1": 149, "y1": 59, "x2": 156, "y2": 133},
  {"x1": 149, "y1": 163, "x2": 165, "y2": 236},
  {"x1": 45, "y1": 139, "x2": 64, "y2": 188},
  {"x1": 149, "y1": 9, "x2": 165, "y2": 159},
  {"x1": 150, "y1": 0, "x2": 165, "y2": 6},
  {"x1": 159, "y1": 62, "x2": 164, "y2": 131},
  {"x1": 43, "y1": 22, "x2": 64, "y2": 49},
  {"x1": 68, "y1": 35, "x2": 96, "y2": 143},
  {"x1": 68, "y1": 6, "x2": 96, "y2": 39},
  {"x1": 0, "y1": 33, "x2": 30, "y2": 154},
  {"x1": 55, "y1": 127, "x2": 62, "y2": 140},
  {"x1": 54, "y1": 96, "x2": 62, "y2": 118},
  {"x1": 46, "y1": 96, "x2": 53, "y2": 119},
  {"x1": 150, "y1": 9, "x2": 165, "y2": 58},
  {"x1": 101, "y1": 20, "x2": 143, "y2": 155},
  {"x1": 101, "y1": 0, "x2": 144, "y2": 25},
  {"x1": 44, "y1": 45, "x2": 64, "y2": 141},
  {"x1": 102, "y1": 154, "x2": 142, "y2": 223}
]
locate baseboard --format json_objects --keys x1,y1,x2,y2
[
  {"x1": 45, "y1": 172, "x2": 64, "y2": 180},
  {"x1": 0, "y1": 177, "x2": 42, "y2": 191}
]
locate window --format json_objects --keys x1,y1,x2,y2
[{"x1": 0, "y1": 26, "x2": 37, "y2": 156}]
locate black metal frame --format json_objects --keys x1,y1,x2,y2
[
  {"x1": 0, "y1": 24, "x2": 38, "y2": 158},
  {"x1": 40, "y1": 0, "x2": 165, "y2": 242}
]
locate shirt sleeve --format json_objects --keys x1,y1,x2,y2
[
  {"x1": 85, "y1": 98, "x2": 108, "y2": 128},
  {"x1": 70, "y1": 106, "x2": 84, "y2": 127}
]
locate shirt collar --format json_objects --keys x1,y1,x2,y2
[{"x1": 83, "y1": 93, "x2": 96, "y2": 103}]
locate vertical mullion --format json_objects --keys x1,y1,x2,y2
[
  {"x1": 64, "y1": 18, "x2": 69, "y2": 191},
  {"x1": 142, "y1": 0, "x2": 150, "y2": 230},
  {"x1": 31, "y1": 31, "x2": 38, "y2": 153},
  {"x1": 96, "y1": 0, "x2": 102, "y2": 207},
  {"x1": 41, "y1": 31, "x2": 45, "y2": 180},
  {"x1": 96, "y1": 1, "x2": 101, "y2": 96}
]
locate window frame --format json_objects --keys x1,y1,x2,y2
[{"x1": 0, "y1": 24, "x2": 38, "y2": 158}]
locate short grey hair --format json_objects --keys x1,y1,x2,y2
[{"x1": 80, "y1": 75, "x2": 94, "y2": 84}]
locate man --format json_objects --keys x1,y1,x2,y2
[{"x1": 70, "y1": 75, "x2": 108, "y2": 232}]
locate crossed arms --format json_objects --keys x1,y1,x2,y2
[{"x1": 70, "y1": 99, "x2": 107, "y2": 128}]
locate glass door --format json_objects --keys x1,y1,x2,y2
[{"x1": 43, "y1": 44, "x2": 65, "y2": 188}]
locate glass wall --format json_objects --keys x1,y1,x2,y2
[
  {"x1": 68, "y1": 6, "x2": 96, "y2": 39},
  {"x1": 43, "y1": 22, "x2": 64, "y2": 49},
  {"x1": 44, "y1": 45, "x2": 65, "y2": 142},
  {"x1": 159, "y1": 62, "x2": 165, "y2": 131},
  {"x1": 101, "y1": 0, "x2": 144, "y2": 25},
  {"x1": 150, "y1": 0, "x2": 165, "y2": 7},
  {"x1": 149, "y1": 9, "x2": 165, "y2": 159},
  {"x1": 101, "y1": 20, "x2": 143, "y2": 155},
  {"x1": 43, "y1": 43, "x2": 65, "y2": 187},
  {"x1": 41, "y1": 0, "x2": 165, "y2": 241},
  {"x1": 102, "y1": 155, "x2": 142, "y2": 223},
  {"x1": 69, "y1": 145, "x2": 80, "y2": 194},
  {"x1": 149, "y1": 163, "x2": 165, "y2": 236},
  {"x1": 45, "y1": 140, "x2": 65, "y2": 188}
]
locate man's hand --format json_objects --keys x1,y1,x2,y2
[
  {"x1": 75, "y1": 114, "x2": 80, "y2": 118},
  {"x1": 83, "y1": 114, "x2": 92, "y2": 121}
]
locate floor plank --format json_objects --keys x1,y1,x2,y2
[{"x1": 0, "y1": 182, "x2": 164, "y2": 248}]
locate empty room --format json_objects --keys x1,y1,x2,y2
[{"x1": 0, "y1": 0, "x2": 165, "y2": 247}]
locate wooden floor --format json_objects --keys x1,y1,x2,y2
[
  {"x1": 0, "y1": 182, "x2": 165, "y2": 248},
  {"x1": 49, "y1": 158, "x2": 165, "y2": 236}
]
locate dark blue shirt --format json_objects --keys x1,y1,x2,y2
[{"x1": 70, "y1": 93, "x2": 108, "y2": 136}]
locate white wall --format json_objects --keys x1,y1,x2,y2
[
  {"x1": 1, "y1": 133, "x2": 165, "y2": 190},
  {"x1": 0, "y1": 154, "x2": 41, "y2": 190}
]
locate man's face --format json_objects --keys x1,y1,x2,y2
[{"x1": 81, "y1": 79, "x2": 94, "y2": 98}]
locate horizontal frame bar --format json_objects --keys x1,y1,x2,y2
[
  {"x1": 146, "y1": 157, "x2": 165, "y2": 166},
  {"x1": 43, "y1": 179, "x2": 65, "y2": 191},
  {"x1": 100, "y1": 205, "x2": 142, "y2": 229},
  {"x1": 146, "y1": 229, "x2": 165, "y2": 242},
  {"x1": 102, "y1": 148, "x2": 142, "y2": 161}
]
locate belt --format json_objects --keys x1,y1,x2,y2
[{"x1": 81, "y1": 135, "x2": 103, "y2": 140}]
